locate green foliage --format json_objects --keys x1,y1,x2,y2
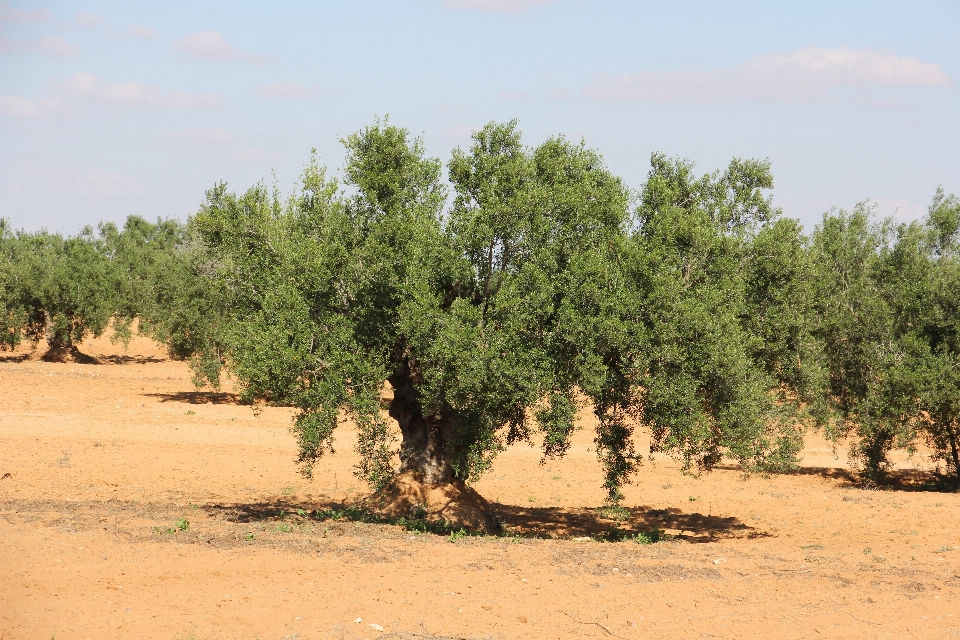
[
  {"x1": 628, "y1": 153, "x2": 807, "y2": 482},
  {"x1": 5, "y1": 115, "x2": 956, "y2": 503},
  {"x1": 811, "y1": 189, "x2": 960, "y2": 483},
  {"x1": 633, "y1": 528, "x2": 668, "y2": 544},
  {"x1": 0, "y1": 215, "x2": 186, "y2": 353}
]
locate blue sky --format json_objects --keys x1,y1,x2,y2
[{"x1": 1, "y1": 0, "x2": 958, "y2": 233}]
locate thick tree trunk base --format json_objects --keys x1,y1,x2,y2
[
  {"x1": 41, "y1": 345, "x2": 101, "y2": 364},
  {"x1": 365, "y1": 471, "x2": 500, "y2": 533}
]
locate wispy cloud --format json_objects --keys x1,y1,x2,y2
[
  {"x1": 122, "y1": 25, "x2": 157, "y2": 40},
  {"x1": 582, "y1": 47, "x2": 951, "y2": 103},
  {"x1": 0, "y1": 95, "x2": 72, "y2": 118},
  {"x1": 68, "y1": 10, "x2": 156, "y2": 40},
  {"x1": 254, "y1": 81, "x2": 336, "y2": 99},
  {"x1": 5, "y1": 165, "x2": 145, "y2": 196},
  {"x1": 163, "y1": 128, "x2": 283, "y2": 164},
  {"x1": 442, "y1": 124, "x2": 477, "y2": 141},
  {"x1": 174, "y1": 30, "x2": 274, "y2": 65},
  {"x1": 0, "y1": 36, "x2": 78, "y2": 56},
  {"x1": 164, "y1": 128, "x2": 238, "y2": 144},
  {"x1": 58, "y1": 72, "x2": 223, "y2": 109},
  {"x1": 442, "y1": 0, "x2": 557, "y2": 13},
  {"x1": 0, "y1": 2, "x2": 50, "y2": 23},
  {"x1": 74, "y1": 11, "x2": 107, "y2": 28}
]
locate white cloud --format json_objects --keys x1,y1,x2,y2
[
  {"x1": 74, "y1": 11, "x2": 107, "y2": 28},
  {"x1": 236, "y1": 145, "x2": 283, "y2": 163},
  {"x1": 0, "y1": 95, "x2": 72, "y2": 117},
  {"x1": 0, "y1": 2, "x2": 50, "y2": 23},
  {"x1": 582, "y1": 47, "x2": 951, "y2": 103},
  {"x1": 123, "y1": 25, "x2": 157, "y2": 40},
  {"x1": 442, "y1": 124, "x2": 476, "y2": 140},
  {"x1": 255, "y1": 81, "x2": 336, "y2": 99},
  {"x1": 163, "y1": 129, "x2": 281, "y2": 164},
  {"x1": 870, "y1": 196, "x2": 929, "y2": 223},
  {"x1": 9, "y1": 166, "x2": 145, "y2": 196},
  {"x1": 164, "y1": 128, "x2": 238, "y2": 144},
  {"x1": 174, "y1": 30, "x2": 273, "y2": 65},
  {"x1": 0, "y1": 36, "x2": 79, "y2": 56},
  {"x1": 442, "y1": 0, "x2": 557, "y2": 12},
  {"x1": 58, "y1": 72, "x2": 223, "y2": 109}
]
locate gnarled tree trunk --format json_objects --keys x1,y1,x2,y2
[{"x1": 364, "y1": 359, "x2": 499, "y2": 533}]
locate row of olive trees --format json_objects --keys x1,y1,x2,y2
[
  {"x1": 0, "y1": 215, "x2": 184, "y2": 356},
  {"x1": 2, "y1": 119, "x2": 958, "y2": 519}
]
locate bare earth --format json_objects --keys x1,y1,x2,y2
[{"x1": 1, "y1": 333, "x2": 958, "y2": 640}]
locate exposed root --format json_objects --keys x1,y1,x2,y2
[{"x1": 365, "y1": 470, "x2": 499, "y2": 533}]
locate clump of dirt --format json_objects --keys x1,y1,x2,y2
[
  {"x1": 366, "y1": 470, "x2": 500, "y2": 533},
  {"x1": 40, "y1": 345, "x2": 101, "y2": 364}
]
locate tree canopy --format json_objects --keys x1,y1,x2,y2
[{"x1": 3, "y1": 118, "x2": 958, "y2": 524}]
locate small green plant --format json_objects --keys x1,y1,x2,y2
[
  {"x1": 688, "y1": 496, "x2": 700, "y2": 502},
  {"x1": 551, "y1": 475, "x2": 561, "y2": 480},
  {"x1": 449, "y1": 528, "x2": 467, "y2": 542},
  {"x1": 296, "y1": 508, "x2": 307, "y2": 517},
  {"x1": 283, "y1": 486, "x2": 295, "y2": 496},
  {"x1": 153, "y1": 518, "x2": 190, "y2": 535},
  {"x1": 527, "y1": 496, "x2": 537, "y2": 503},
  {"x1": 862, "y1": 547, "x2": 872, "y2": 555},
  {"x1": 275, "y1": 523, "x2": 292, "y2": 533},
  {"x1": 185, "y1": 410, "x2": 195, "y2": 415},
  {"x1": 189, "y1": 503, "x2": 199, "y2": 509},
  {"x1": 600, "y1": 506, "x2": 631, "y2": 522},
  {"x1": 245, "y1": 532, "x2": 255, "y2": 541},
  {"x1": 935, "y1": 546, "x2": 955, "y2": 553},
  {"x1": 633, "y1": 529, "x2": 667, "y2": 544}
]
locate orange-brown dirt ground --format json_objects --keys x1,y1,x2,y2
[{"x1": 1, "y1": 331, "x2": 958, "y2": 640}]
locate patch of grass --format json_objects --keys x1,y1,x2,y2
[
  {"x1": 274, "y1": 523, "x2": 292, "y2": 533},
  {"x1": 862, "y1": 547, "x2": 872, "y2": 555},
  {"x1": 632, "y1": 529, "x2": 668, "y2": 544},
  {"x1": 935, "y1": 546, "x2": 956, "y2": 553},
  {"x1": 244, "y1": 532, "x2": 255, "y2": 541},
  {"x1": 449, "y1": 528, "x2": 468, "y2": 542},
  {"x1": 153, "y1": 518, "x2": 190, "y2": 535},
  {"x1": 282, "y1": 486, "x2": 296, "y2": 496},
  {"x1": 185, "y1": 410, "x2": 195, "y2": 415},
  {"x1": 528, "y1": 496, "x2": 537, "y2": 503},
  {"x1": 296, "y1": 508, "x2": 307, "y2": 517},
  {"x1": 551, "y1": 475, "x2": 561, "y2": 480},
  {"x1": 599, "y1": 505, "x2": 631, "y2": 522}
]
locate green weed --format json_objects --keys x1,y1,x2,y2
[{"x1": 633, "y1": 529, "x2": 668, "y2": 544}]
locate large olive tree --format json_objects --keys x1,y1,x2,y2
[{"x1": 172, "y1": 119, "x2": 811, "y2": 528}]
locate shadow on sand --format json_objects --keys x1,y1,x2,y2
[
  {"x1": 785, "y1": 465, "x2": 957, "y2": 492},
  {"x1": 201, "y1": 497, "x2": 765, "y2": 542},
  {"x1": 145, "y1": 391, "x2": 245, "y2": 405}
]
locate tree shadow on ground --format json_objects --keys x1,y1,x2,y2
[
  {"x1": 0, "y1": 352, "x2": 32, "y2": 363},
  {"x1": 144, "y1": 391, "x2": 245, "y2": 405},
  {"x1": 784, "y1": 465, "x2": 957, "y2": 492},
  {"x1": 201, "y1": 497, "x2": 765, "y2": 542},
  {"x1": 494, "y1": 503, "x2": 765, "y2": 543},
  {"x1": 97, "y1": 354, "x2": 167, "y2": 364}
]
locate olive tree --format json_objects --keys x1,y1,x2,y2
[{"x1": 177, "y1": 119, "x2": 816, "y2": 528}]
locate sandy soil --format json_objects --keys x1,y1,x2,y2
[{"x1": 1, "y1": 333, "x2": 958, "y2": 640}]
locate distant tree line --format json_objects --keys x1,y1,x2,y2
[{"x1": 2, "y1": 119, "x2": 958, "y2": 499}]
